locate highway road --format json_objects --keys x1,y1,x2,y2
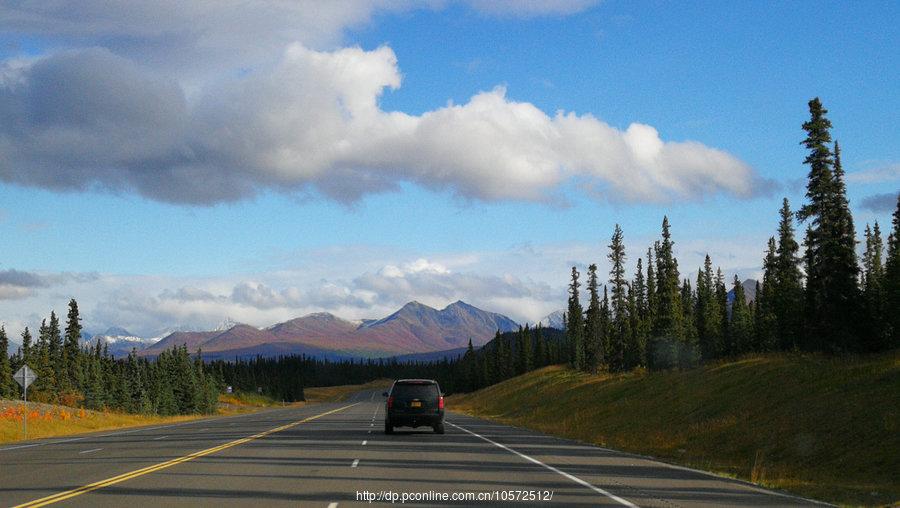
[{"x1": 0, "y1": 390, "x2": 825, "y2": 507}]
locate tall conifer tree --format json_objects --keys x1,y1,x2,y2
[
  {"x1": 883, "y1": 195, "x2": 900, "y2": 348},
  {"x1": 774, "y1": 199, "x2": 804, "y2": 351},
  {"x1": 608, "y1": 225, "x2": 628, "y2": 371},
  {"x1": 583, "y1": 264, "x2": 602, "y2": 371},
  {"x1": 64, "y1": 298, "x2": 84, "y2": 389},
  {"x1": 566, "y1": 267, "x2": 585, "y2": 370},
  {"x1": 797, "y1": 99, "x2": 860, "y2": 352}
]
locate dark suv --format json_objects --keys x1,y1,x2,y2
[{"x1": 383, "y1": 379, "x2": 444, "y2": 434}]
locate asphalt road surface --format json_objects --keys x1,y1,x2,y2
[{"x1": 0, "y1": 390, "x2": 826, "y2": 507}]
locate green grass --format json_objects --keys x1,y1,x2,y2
[{"x1": 448, "y1": 351, "x2": 899, "y2": 506}]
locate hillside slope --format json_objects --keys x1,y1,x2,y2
[{"x1": 448, "y1": 351, "x2": 899, "y2": 506}]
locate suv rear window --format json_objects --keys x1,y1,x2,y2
[{"x1": 392, "y1": 383, "x2": 438, "y2": 400}]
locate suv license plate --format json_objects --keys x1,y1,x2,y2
[{"x1": 410, "y1": 401, "x2": 422, "y2": 408}]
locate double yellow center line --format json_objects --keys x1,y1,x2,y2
[{"x1": 14, "y1": 403, "x2": 359, "y2": 508}]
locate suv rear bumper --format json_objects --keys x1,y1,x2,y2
[{"x1": 387, "y1": 411, "x2": 444, "y2": 428}]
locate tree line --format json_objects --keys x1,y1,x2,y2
[
  {"x1": 213, "y1": 326, "x2": 565, "y2": 398},
  {"x1": 563, "y1": 98, "x2": 899, "y2": 374},
  {"x1": 0, "y1": 299, "x2": 219, "y2": 415}
]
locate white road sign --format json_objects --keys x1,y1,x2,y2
[{"x1": 13, "y1": 365, "x2": 37, "y2": 389}]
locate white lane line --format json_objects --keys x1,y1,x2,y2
[
  {"x1": 351, "y1": 459, "x2": 360, "y2": 468},
  {"x1": 153, "y1": 435, "x2": 169, "y2": 440},
  {"x1": 199, "y1": 428, "x2": 210, "y2": 432},
  {"x1": 328, "y1": 502, "x2": 339, "y2": 508},
  {"x1": 447, "y1": 421, "x2": 637, "y2": 508},
  {"x1": 369, "y1": 423, "x2": 374, "y2": 427},
  {"x1": 78, "y1": 448, "x2": 103, "y2": 454},
  {"x1": 0, "y1": 436, "x2": 88, "y2": 452},
  {"x1": 362, "y1": 440, "x2": 367, "y2": 446},
  {"x1": 368, "y1": 430, "x2": 372, "y2": 434}
]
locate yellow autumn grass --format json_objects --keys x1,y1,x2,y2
[
  {"x1": 448, "y1": 350, "x2": 899, "y2": 507},
  {"x1": 0, "y1": 404, "x2": 206, "y2": 444}
]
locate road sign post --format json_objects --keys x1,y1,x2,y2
[{"x1": 13, "y1": 365, "x2": 37, "y2": 441}]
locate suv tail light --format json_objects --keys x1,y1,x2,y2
[
  {"x1": 438, "y1": 395, "x2": 444, "y2": 410},
  {"x1": 387, "y1": 396, "x2": 394, "y2": 409}
]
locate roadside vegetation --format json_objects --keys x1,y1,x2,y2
[
  {"x1": 449, "y1": 352, "x2": 899, "y2": 506},
  {"x1": 0, "y1": 400, "x2": 207, "y2": 444},
  {"x1": 305, "y1": 378, "x2": 393, "y2": 403}
]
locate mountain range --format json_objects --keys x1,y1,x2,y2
[{"x1": 139, "y1": 300, "x2": 518, "y2": 359}]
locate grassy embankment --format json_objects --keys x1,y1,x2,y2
[
  {"x1": 448, "y1": 351, "x2": 899, "y2": 506},
  {"x1": 0, "y1": 378, "x2": 394, "y2": 444}
]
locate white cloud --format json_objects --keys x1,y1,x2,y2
[
  {"x1": 847, "y1": 163, "x2": 900, "y2": 184},
  {"x1": 0, "y1": 44, "x2": 764, "y2": 206}
]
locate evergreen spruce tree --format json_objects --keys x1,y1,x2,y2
[
  {"x1": 463, "y1": 339, "x2": 477, "y2": 391},
  {"x1": 522, "y1": 324, "x2": 534, "y2": 372},
  {"x1": 861, "y1": 222, "x2": 889, "y2": 351},
  {"x1": 756, "y1": 238, "x2": 778, "y2": 351},
  {"x1": 0, "y1": 327, "x2": 12, "y2": 398},
  {"x1": 583, "y1": 264, "x2": 602, "y2": 371},
  {"x1": 797, "y1": 99, "x2": 860, "y2": 352},
  {"x1": 600, "y1": 285, "x2": 611, "y2": 366},
  {"x1": 729, "y1": 276, "x2": 752, "y2": 355},
  {"x1": 632, "y1": 258, "x2": 649, "y2": 366},
  {"x1": 715, "y1": 268, "x2": 728, "y2": 357},
  {"x1": 696, "y1": 255, "x2": 721, "y2": 360},
  {"x1": 624, "y1": 282, "x2": 641, "y2": 370},
  {"x1": 20, "y1": 327, "x2": 33, "y2": 367},
  {"x1": 645, "y1": 248, "x2": 657, "y2": 333},
  {"x1": 649, "y1": 217, "x2": 683, "y2": 369},
  {"x1": 33, "y1": 319, "x2": 53, "y2": 397},
  {"x1": 774, "y1": 199, "x2": 804, "y2": 351},
  {"x1": 566, "y1": 267, "x2": 585, "y2": 370},
  {"x1": 64, "y1": 299, "x2": 84, "y2": 390},
  {"x1": 608, "y1": 224, "x2": 628, "y2": 372},
  {"x1": 47, "y1": 311, "x2": 64, "y2": 396},
  {"x1": 883, "y1": 194, "x2": 900, "y2": 348},
  {"x1": 534, "y1": 324, "x2": 547, "y2": 368},
  {"x1": 513, "y1": 327, "x2": 525, "y2": 375},
  {"x1": 679, "y1": 278, "x2": 699, "y2": 367}
]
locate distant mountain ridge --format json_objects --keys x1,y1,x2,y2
[
  {"x1": 535, "y1": 310, "x2": 565, "y2": 330},
  {"x1": 140, "y1": 300, "x2": 518, "y2": 359},
  {"x1": 83, "y1": 327, "x2": 159, "y2": 357}
]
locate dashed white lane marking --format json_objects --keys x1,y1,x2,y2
[
  {"x1": 367, "y1": 430, "x2": 371, "y2": 434},
  {"x1": 78, "y1": 448, "x2": 102, "y2": 454},
  {"x1": 327, "y1": 502, "x2": 339, "y2": 508},
  {"x1": 362, "y1": 440, "x2": 367, "y2": 446},
  {"x1": 153, "y1": 435, "x2": 169, "y2": 440},
  {"x1": 447, "y1": 421, "x2": 637, "y2": 508},
  {"x1": 199, "y1": 428, "x2": 210, "y2": 432},
  {"x1": 351, "y1": 459, "x2": 359, "y2": 468},
  {"x1": 369, "y1": 423, "x2": 374, "y2": 427}
]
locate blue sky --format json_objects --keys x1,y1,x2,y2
[{"x1": 0, "y1": 1, "x2": 897, "y2": 338}]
